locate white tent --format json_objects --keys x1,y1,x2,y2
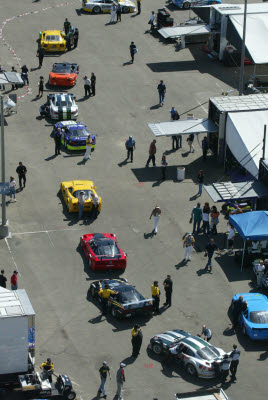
[{"x1": 226, "y1": 110, "x2": 268, "y2": 177}]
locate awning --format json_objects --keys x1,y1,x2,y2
[
  {"x1": 204, "y1": 181, "x2": 268, "y2": 203},
  {"x1": 158, "y1": 24, "x2": 210, "y2": 39},
  {"x1": 228, "y1": 14, "x2": 268, "y2": 64},
  {"x1": 147, "y1": 118, "x2": 218, "y2": 137},
  {"x1": 229, "y1": 211, "x2": 268, "y2": 240},
  {"x1": 0, "y1": 72, "x2": 23, "y2": 85},
  {"x1": 226, "y1": 110, "x2": 268, "y2": 178}
]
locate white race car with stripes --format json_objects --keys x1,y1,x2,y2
[
  {"x1": 48, "y1": 93, "x2": 78, "y2": 120},
  {"x1": 148, "y1": 329, "x2": 227, "y2": 378}
]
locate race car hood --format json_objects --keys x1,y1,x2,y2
[
  {"x1": 154, "y1": 330, "x2": 188, "y2": 346},
  {"x1": 123, "y1": 299, "x2": 153, "y2": 309}
]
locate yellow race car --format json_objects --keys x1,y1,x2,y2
[
  {"x1": 61, "y1": 180, "x2": 102, "y2": 213},
  {"x1": 40, "y1": 30, "x2": 66, "y2": 52},
  {"x1": 82, "y1": 0, "x2": 136, "y2": 13}
]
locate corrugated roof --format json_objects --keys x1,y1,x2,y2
[
  {"x1": 210, "y1": 94, "x2": 268, "y2": 112},
  {"x1": 0, "y1": 288, "x2": 35, "y2": 318}
]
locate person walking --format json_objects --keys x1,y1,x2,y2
[
  {"x1": 38, "y1": 76, "x2": 44, "y2": 97},
  {"x1": 11, "y1": 271, "x2": 18, "y2": 290},
  {"x1": 78, "y1": 191, "x2": 85, "y2": 219},
  {"x1": 0, "y1": 270, "x2": 7, "y2": 288},
  {"x1": 170, "y1": 106, "x2": 180, "y2": 120},
  {"x1": 149, "y1": 11, "x2": 155, "y2": 32},
  {"x1": 137, "y1": 0, "x2": 141, "y2": 14},
  {"x1": 16, "y1": 162, "x2": 27, "y2": 190},
  {"x1": 21, "y1": 65, "x2": 29, "y2": 85},
  {"x1": 191, "y1": 202, "x2": 202, "y2": 234},
  {"x1": 37, "y1": 46, "x2": 45, "y2": 68},
  {"x1": 110, "y1": 4, "x2": 116, "y2": 23},
  {"x1": 205, "y1": 238, "x2": 218, "y2": 272},
  {"x1": 202, "y1": 202, "x2": 210, "y2": 235},
  {"x1": 9, "y1": 177, "x2": 16, "y2": 202},
  {"x1": 116, "y1": 363, "x2": 126, "y2": 400},
  {"x1": 146, "y1": 139, "x2": 156, "y2": 167},
  {"x1": 151, "y1": 281, "x2": 160, "y2": 314},
  {"x1": 210, "y1": 206, "x2": 219, "y2": 235},
  {"x1": 98, "y1": 361, "x2": 111, "y2": 399},
  {"x1": 125, "y1": 136, "x2": 136, "y2": 162},
  {"x1": 227, "y1": 224, "x2": 235, "y2": 253},
  {"x1": 157, "y1": 80, "x2": 166, "y2": 106},
  {"x1": 131, "y1": 324, "x2": 143, "y2": 357},
  {"x1": 91, "y1": 72, "x2": 96, "y2": 96},
  {"x1": 199, "y1": 325, "x2": 212, "y2": 342},
  {"x1": 202, "y1": 136, "x2": 208, "y2": 161},
  {"x1": 183, "y1": 233, "x2": 195, "y2": 262},
  {"x1": 83, "y1": 135, "x2": 92, "y2": 161},
  {"x1": 83, "y1": 75, "x2": 91, "y2": 97},
  {"x1": 129, "y1": 41, "x2": 137, "y2": 64},
  {"x1": 163, "y1": 275, "x2": 173, "y2": 307},
  {"x1": 197, "y1": 170, "x2": 204, "y2": 196},
  {"x1": 161, "y1": 155, "x2": 168, "y2": 180},
  {"x1": 187, "y1": 133, "x2": 195, "y2": 153},
  {"x1": 64, "y1": 18, "x2": 71, "y2": 35},
  {"x1": 230, "y1": 344, "x2": 240, "y2": 380},
  {"x1": 54, "y1": 128, "x2": 62, "y2": 156},
  {"x1": 116, "y1": 3, "x2": 122, "y2": 21},
  {"x1": 150, "y1": 206, "x2": 161, "y2": 235},
  {"x1": 73, "y1": 28, "x2": 79, "y2": 48}
]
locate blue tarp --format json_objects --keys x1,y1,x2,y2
[{"x1": 229, "y1": 211, "x2": 268, "y2": 240}]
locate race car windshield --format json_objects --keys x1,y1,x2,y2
[
  {"x1": 93, "y1": 241, "x2": 120, "y2": 257},
  {"x1": 46, "y1": 35, "x2": 61, "y2": 42},
  {"x1": 55, "y1": 96, "x2": 73, "y2": 107},
  {"x1": 250, "y1": 310, "x2": 268, "y2": 323},
  {"x1": 196, "y1": 346, "x2": 221, "y2": 361},
  {"x1": 118, "y1": 287, "x2": 145, "y2": 303},
  {"x1": 70, "y1": 128, "x2": 88, "y2": 137},
  {"x1": 73, "y1": 190, "x2": 93, "y2": 200},
  {"x1": 52, "y1": 64, "x2": 73, "y2": 73}
]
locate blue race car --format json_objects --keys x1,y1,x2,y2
[
  {"x1": 231, "y1": 293, "x2": 268, "y2": 340},
  {"x1": 53, "y1": 120, "x2": 91, "y2": 151},
  {"x1": 172, "y1": 0, "x2": 221, "y2": 9}
]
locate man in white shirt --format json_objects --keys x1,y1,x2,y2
[
  {"x1": 228, "y1": 225, "x2": 235, "y2": 253},
  {"x1": 110, "y1": 4, "x2": 116, "y2": 23},
  {"x1": 91, "y1": 192, "x2": 99, "y2": 217},
  {"x1": 149, "y1": 11, "x2": 155, "y2": 32},
  {"x1": 254, "y1": 260, "x2": 265, "y2": 288},
  {"x1": 199, "y1": 325, "x2": 212, "y2": 342},
  {"x1": 83, "y1": 135, "x2": 92, "y2": 161},
  {"x1": 83, "y1": 76, "x2": 91, "y2": 97},
  {"x1": 78, "y1": 191, "x2": 85, "y2": 219}
]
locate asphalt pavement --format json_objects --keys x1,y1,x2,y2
[{"x1": 0, "y1": 0, "x2": 267, "y2": 399}]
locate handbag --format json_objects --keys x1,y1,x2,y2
[
  {"x1": 189, "y1": 217, "x2": 193, "y2": 224},
  {"x1": 134, "y1": 48, "x2": 138, "y2": 54}
]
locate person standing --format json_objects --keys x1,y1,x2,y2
[
  {"x1": 116, "y1": 3, "x2": 122, "y2": 21},
  {"x1": 172, "y1": 136, "x2": 179, "y2": 150},
  {"x1": 202, "y1": 136, "x2": 208, "y2": 161},
  {"x1": 149, "y1": 11, "x2": 155, "y2": 32},
  {"x1": 54, "y1": 128, "x2": 62, "y2": 156},
  {"x1": 197, "y1": 170, "x2": 204, "y2": 196},
  {"x1": 0, "y1": 270, "x2": 7, "y2": 288},
  {"x1": 91, "y1": 72, "x2": 96, "y2": 96},
  {"x1": 137, "y1": 0, "x2": 141, "y2": 14},
  {"x1": 150, "y1": 206, "x2": 161, "y2": 235},
  {"x1": 64, "y1": 18, "x2": 71, "y2": 35},
  {"x1": 157, "y1": 80, "x2": 166, "y2": 106},
  {"x1": 202, "y1": 202, "x2": 210, "y2": 235},
  {"x1": 199, "y1": 325, "x2": 212, "y2": 342},
  {"x1": 170, "y1": 106, "x2": 178, "y2": 120},
  {"x1": 73, "y1": 28, "x2": 79, "y2": 48},
  {"x1": 98, "y1": 361, "x2": 111, "y2": 399},
  {"x1": 163, "y1": 275, "x2": 173, "y2": 307},
  {"x1": 116, "y1": 363, "x2": 126, "y2": 400},
  {"x1": 220, "y1": 354, "x2": 231, "y2": 383},
  {"x1": 187, "y1": 133, "x2": 195, "y2": 153},
  {"x1": 91, "y1": 192, "x2": 100, "y2": 218},
  {"x1": 66, "y1": 31, "x2": 72, "y2": 51},
  {"x1": 232, "y1": 295, "x2": 245, "y2": 329},
  {"x1": 191, "y1": 202, "x2": 202, "y2": 234},
  {"x1": 83, "y1": 75, "x2": 91, "y2": 97},
  {"x1": 230, "y1": 344, "x2": 240, "y2": 381},
  {"x1": 210, "y1": 206, "x2": 219, "y2": 235},
  {"x1": 129, "y1": 41, "x2": 136, "y2": 64},
  {"x1": 205, "y1": 238, "x2": 218, "y2": 272},
  {"x1": 83, "y1": 135, "x2": 92, "y2": 161},
  {"x1": 161, "y1": 155, "x2": 168, "y2": 180},
  {"x1": 131, "y1": 324, "x2": 143, "y2": 357},
  {"x1": 38, "y1": 76, "x2": 44, "y2": 97},
  {"x1": 146, "y1": 139, "x2": 156, "y2": 167},
  {"x1": 16, "y1": 162, "x2": 27, "y2": 190},
  {"x1": 9, "y1": 177, "x2": 16, "y2": 202},
  {"x1": 37, "y1": 46, "x2": 45, "y2": 68},
  {"x1": 21, "y1": 65, "x2": 29, "y2": 85},
  {"x1": 227, "y1": 224, "x2": 235, "y2": 253},
  {"x1": 254, "y1": 260, "x2": 265, "y2": 288},
  {"x1": 110, "y1": 4, "x2": 116, "y2": 23},
  {"x1": 0, "y1": 65, "x2": 6, "y2": 90},
  {"x1": 125, "y1": 136, "x2": 136, "y2": 162},
  {"x1": 151, "y1": 281, "x2": 160, "y2": 314},
  {"x1": 11, "y1": 66, "x2": 18, "y2": 90},
  {"x1": 11, "y1": 271, "x2": 18, "y2": 290},
  {"x1": 78, "y1": 191, "x2": 85, "y2": 219},
  {"x1": 98, "y1": 283, "x2": 118, "y2": 314},
  {"x1": 183, "y1": 233, "x2": 195, "y2": 262}
]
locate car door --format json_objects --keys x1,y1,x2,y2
[{"x1": 242, "y1": 309, "x2": 249, "y2": 332}]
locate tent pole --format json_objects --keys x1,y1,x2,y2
[
  {"x1": 239, "y1": 0, "x2": 248, "y2": 96},
  {"x1": 241, "y1": 241, "x2": 246, "y2": 271},
  {"x1": 263, "y1": 125, "x2": 267, "y2": 159}
]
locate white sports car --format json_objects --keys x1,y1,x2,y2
[
  {"x1": 148, "y1": 329, "x2": 227, "y2": 379},
  {"x1": 40, "y1": 93, "x2": 78, "y2": 120},
  {"x1": 82, "y1": 0, "x2": 136, "y2": 13}
]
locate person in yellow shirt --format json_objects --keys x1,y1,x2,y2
[
  {"x1": 98, "y1": 283, "x2": 118, "y2": 314},
  {"x1": 151, "y1": 281, "x2": 160, "y2": 314},
  {"x1": 137, "y1": 0, "x2": 141, "y2": 14},
  {"x1": 131, "y1": 324, "x2": 143, "y2": 357},
  {"x1": 40, "y1": 358, "x2": 54, "y2": 383}
]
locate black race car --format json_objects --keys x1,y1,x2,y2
[{"x1": 89, "y1": 278, "x2": 153, "y2": 318}]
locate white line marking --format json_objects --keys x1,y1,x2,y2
[
  {"x1": 46, "y1": 231, "x2": 55, "y2": 248},
  {"x1": 194, "y1": 97, "x2": 207, "y2": 114},
  {"x1": 12, "y1": 227, "x2": 81, "y2": 236},
  {"x1": 5, "y1": 237, "x2": 20, "y2": 275}
]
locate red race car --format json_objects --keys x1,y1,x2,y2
[
  {"x1": 80, "y1": 233, "x2": 127, "y2": 271},
  {"x1": 49, "y1": 63, "x2": 79, "y2": 87}
]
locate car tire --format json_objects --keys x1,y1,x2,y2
[
  {"x1": 93, "y1": 6, "x2": 101, "y2": 13},
  {"x1": 242, "y1": 325, "x2": 247, "y2": 336},
  {"x1": 152, "y1": 343, "x2": 162, "y2": 355},
  {"x1": 111, "y1": 307, "x2": 118, "y2": 318},
  {"x1": 88, "y1": 256, "x2": 91, "y2": 268},
  {"x1": 183, "y1": 2, "x2": 191, "y2": 8},
  {"x1": 64, "y1": 390, "x2": 76, "y2": 400},
  {"x1": 123, "y1": 6, "x2": 130, "y2": 13},
  {"x1": 211, "y1": 1, "x2": 218, "y2": 3},
  {"x1": 67, "y1": 202, "x2": 70, "y2": 213},
  {"x1": 186, "y1": 363, "x2": 197, "y2": 377},
  {"x1": 90, "y1": 286, "x2": 95, "y2": 298}
]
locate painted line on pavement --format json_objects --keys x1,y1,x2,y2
[{"x1": 5, "y1": 237, "x2": 20, "y2": 275}]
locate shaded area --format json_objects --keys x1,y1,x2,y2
[
  {"x1": 147, "y1": 60, "x2": 198, "y2": 73},
  {"x1": 215, "y1": 253, "x2": 252, "y2": 282}
]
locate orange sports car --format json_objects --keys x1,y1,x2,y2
[{"x1": 49, "y1": 63, "x2": 79, "y2": 87}]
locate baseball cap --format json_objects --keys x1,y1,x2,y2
[
  {"x1": 103, "y1": 361, "x2": 107, "y2": 365},
  {"x1": 120, "y1": 363, "x2": 126, "y2": 368}
]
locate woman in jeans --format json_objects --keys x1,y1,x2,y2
[
  {"x1": 210, "y1": 206, "x2": 219, "y2": 234},
  {"x1": 161, "y1": 155, "x2": 168, "y2": 180},
  {"x1": 202, "y1": 202, "x2": 210, "y2": 235},
  {"x1": 9, "y1": 176, "x2": 16, "y2": 202}
]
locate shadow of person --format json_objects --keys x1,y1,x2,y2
[
  {"x1": 144, "y1": 231, "x2": 155, "y2": 239},
  {"x1": 120, "y1": 356, "x2": 136, "y2": 365},
  {"x1": 45, "y1": 154, "x2": 57, "y2": 161},
  {"x1": 182, "y1": 151, "x2": 190, "y2": 157},
  {"x1": 258, "y1": 350, "x2": 268, "y2": 361},
  {"x1": 152, "y1": 179, "x2": 162, "y2": 187},
  {"x1": 122, "y1": 61, "x2": 132, "y2": 66},
  {"x1": 164, "y1": 148, "x2": 177, "y2": 155},
  {"x1": 223, "y1": 326, "x2": 236, "y2": 337},
  {"x1": 196, "y1": 265, "x2": 209, "y2": 276},
  {"x1": 88, "y1": 314, "x2": 104, "y2": 324},
  {"x1": 131, "y1": 13, "x2": 139, "y2": 17},
  {"x1": 150, "y1": 104, "x2": 161, "y2": 110},
  {"x1": 77, "y1": 159, "x2": 86, "y2": 165},
  {"x1": 174, "y1": 259, "x2": 186, "y2": 270},
  {"x1": 189, "y1": 194, "x2": 198, "y2": 201},
  {"x1": 118, "y1": 158, "x2": 128, "y2": 167}
]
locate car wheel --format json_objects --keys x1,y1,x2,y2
[
  {"x1": 93, "y1": 6, "x2": 101, "y2": 13},
  {"x1": 111, "y1": 307, "x2": 118, "y2": 318},
  {"x1": 242, "y1": 325, "x2": 247, "y2": 336},
  {"x1": 123, "y1": 6, "x2": 130, "y2": 13},
  {"x1": 183, "y1": 2, "x2": 191, "y2": 8},
  {"x1": 64, "y1": 390, "x2": 76, "y2": 400},
  {"x1": 211, "y1": 1, "x2": 218, "y2": 3},
  {"x1": 152, "y1": 343, "x2": 162, "y2": 355},
  {"x1": 67, "y1": 202, "x2": 70, "y2": 213},
  {"x1": 186, "y1": 363, "x2": 197, "y2": 377}
]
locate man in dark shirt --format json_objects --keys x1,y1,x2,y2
[
  {"x1": 16, "y1": 162, "x2": 27, "y2": 190},
  {"x1": 73, "y1": 28, "x2": 79, "y2": 48},
  {"x1": 232, "y1": 296, "x2": 246, "y2": 328},
  {"x1": 0, "y1": 270, "x2": 7, "y2": 288},
  {"x1": 91, "y1": 72, "x2": 96, "y2": 96},
  {"x1": 205, "y1": 238, "x2": 218, "y2": 272},
  {"x1": 54, "y1": 128, "x2": 62, "y2": 156},
  {"x1": 163, "y1": 275, "x2": 173, "y2": 307},
  {"x1": 37, "y1": 46, "x2": 45, "y2": 68},
  {"x1": 64, "y1": 18, "x2": 71, "y2": 35},
  {"x1": 157, "y1": 80, "x2": 166, "y2": 106},
  {"x1": 129, "y1": 42, "x2": 136, "y2": 64},
  {"x1": 202, "y1": 136, "x2": 208, "y2": 161},
  {"x1": 98, "y1": 361, "x2": 110, "y2": 399}
]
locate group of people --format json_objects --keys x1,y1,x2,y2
[
  {"x1": 191, "y1": 202, "x2": 220, "y2": 235},
  {"x1": 151, "y1": 275, "x2": 173, "y2": 314},
  {"x1": 77, "y1": 190, "x2": 100, "y2": 219},
  {"x1": 98, "y1": 361, "x2": 126, "y2": 400},
  {"x1": 83, "y1": 72, "x2": 96, "y2": 97},
  {"x1": 0, "y1": 270, "x2": 18, "y2": 290}
]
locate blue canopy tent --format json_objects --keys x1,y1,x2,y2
[{"x1": 229, "y1": 211, "x2": 268, "y2": 270}]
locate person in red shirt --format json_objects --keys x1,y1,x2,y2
[
  {"x1": 146, "y1": 140, "x2": 157, "y2": 167},
  {"x1": 11, "y1": 271, "x2": 18, "y2": 290}
]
